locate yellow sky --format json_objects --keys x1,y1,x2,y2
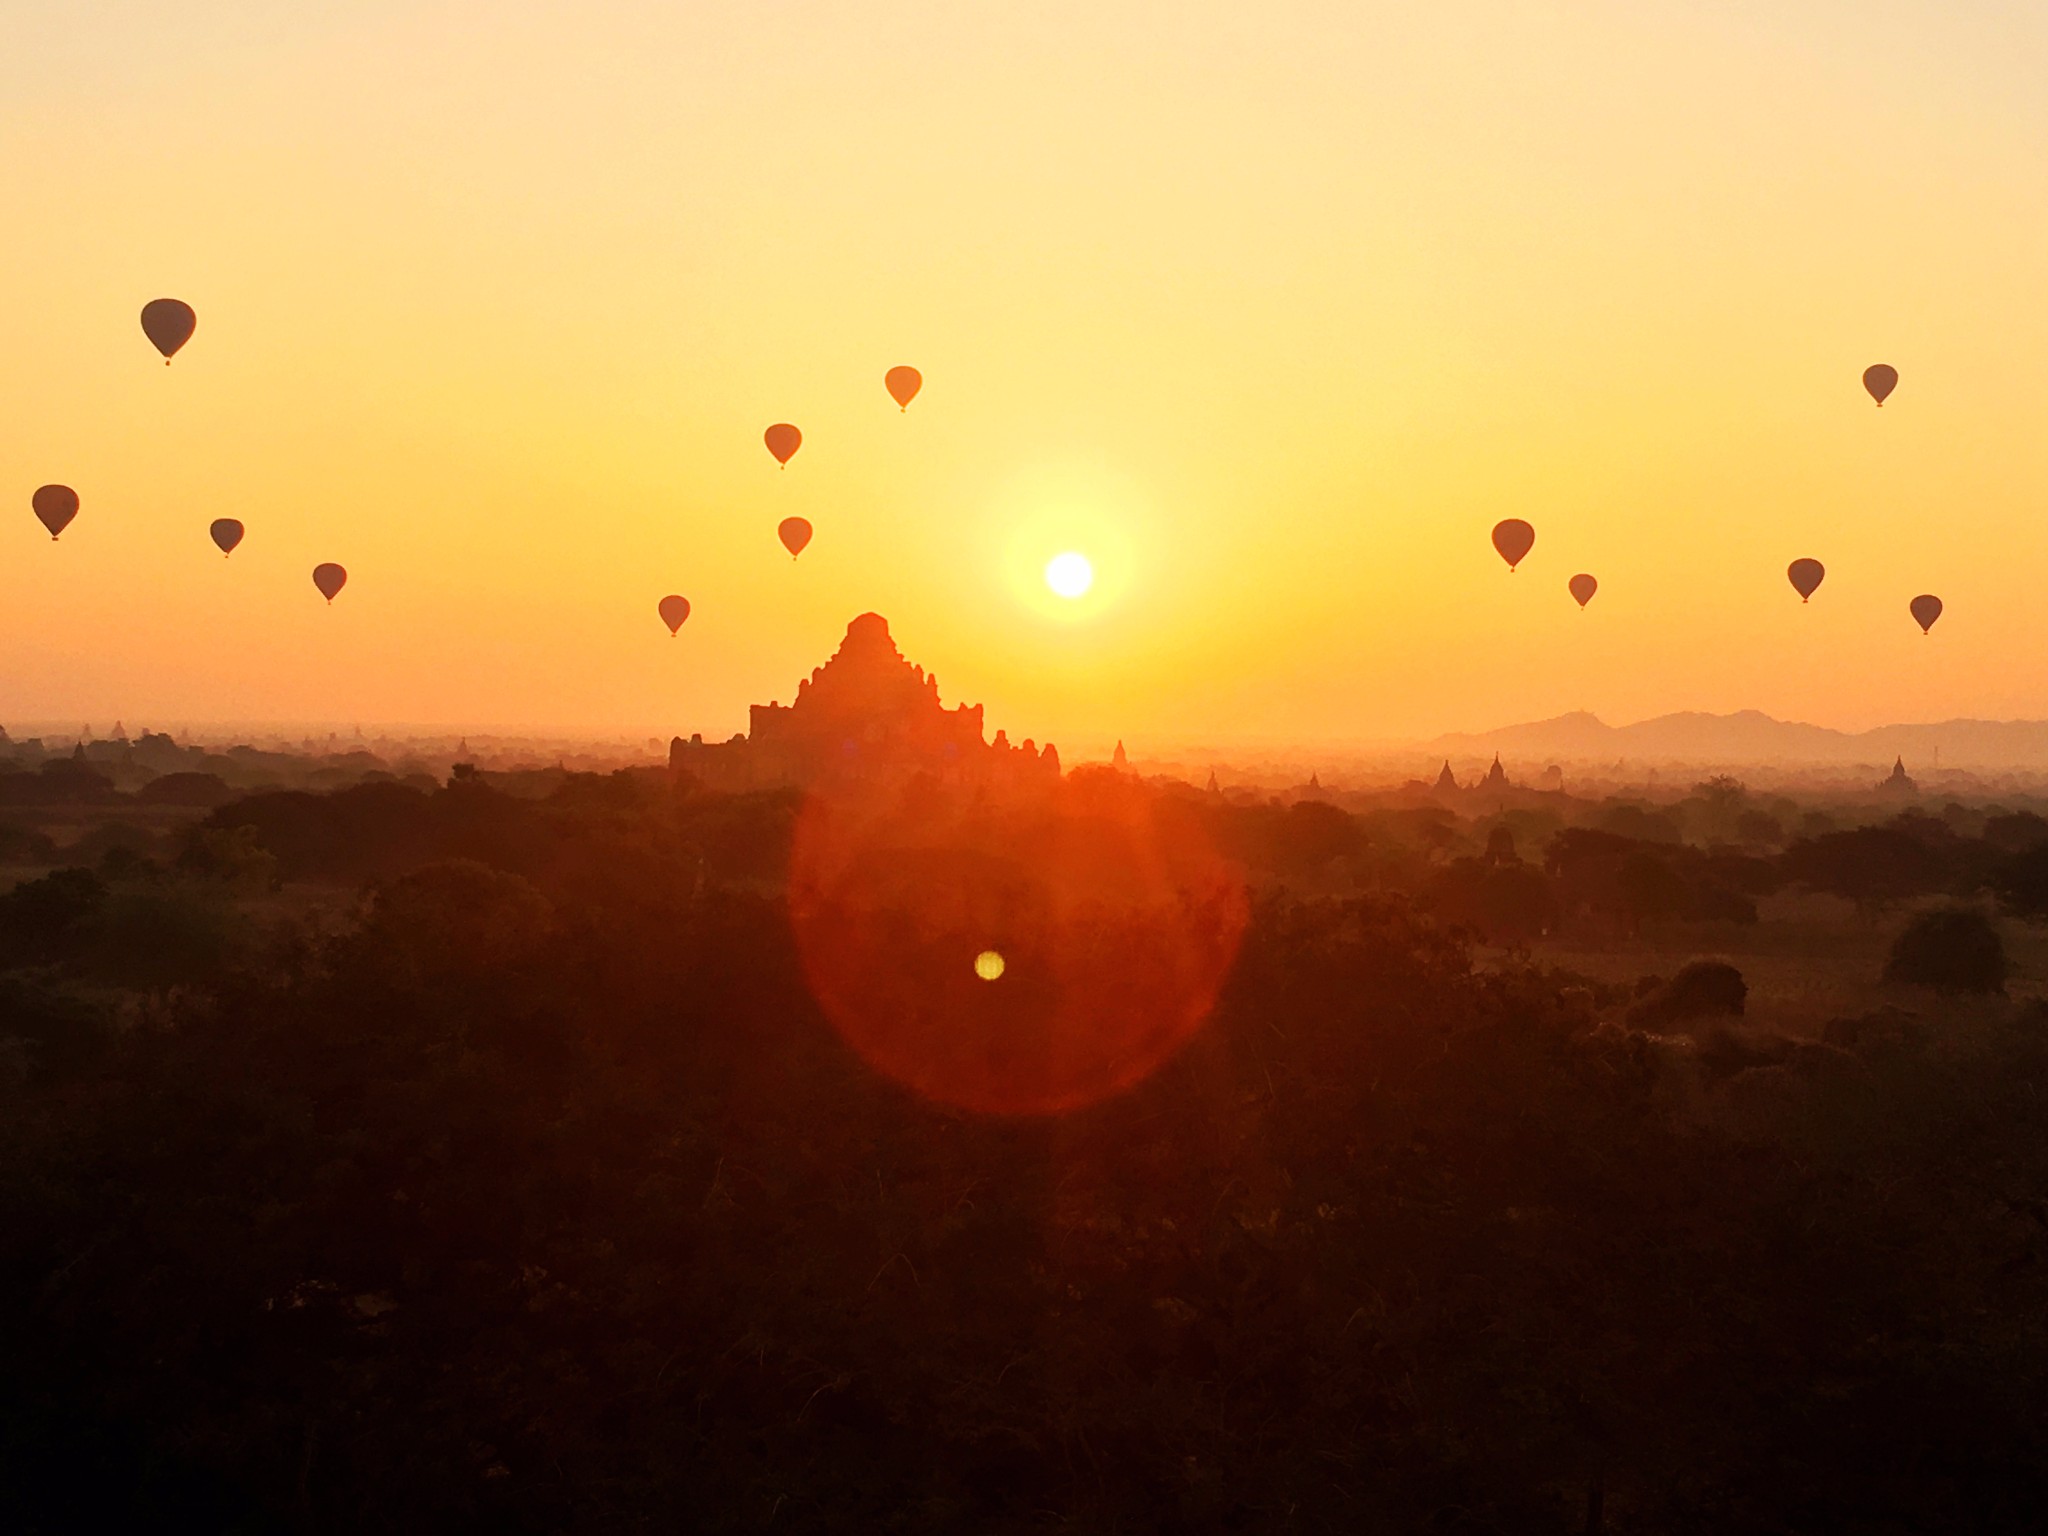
[{"x1": 4, "y1": 1, "x2": 2044, "y2": 749}]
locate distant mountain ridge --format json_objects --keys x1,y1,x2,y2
[{"x1": 1423, "y1": 710, "x2": 2048, "y2": 769}]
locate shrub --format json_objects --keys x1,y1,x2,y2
[
  {"x1": 352, "y1": 858, "x2": 555, "y2": 986},
  {"x1": 1594, "y1": 801, "x2": 1683, "y2": 843},
  {"x1": 1984, "y1": 810, "x2": 2048, "y2": 853},
  {"x1": 1884, "y1": 907, "x2": 2007, "y2": 995},
  {"x1": 1992, "y1": 842, "x2": 2048, "y2": 917},
  {"x1": 0, "y1": 867, "x2": 108, "y2": 963},
  {"x1": 136, "y1": 771, "x2": 233, "y2": 808},
  {"x1": 1822, "y1": 1007, "x2": 1923, "y2": 1051},
  {"x1": 175, "y1": 825, "x2": 279, "y2": 891},
  {"x1": 1426, "y1": 859, "x2": 1557, "y2": 944},
  {"x1": 0, "y1": 973, "x2": 112, "y2": 1073},
  {"x1": 89, "y1": 886, "x2": 243, "y2": 991},
  {"x1": 66, "y1": 822, "x2": 159, "y2": 868},
  {"x1": 1781, "y1": 827, "x2": 1953, "y2": 909},
  {"x1": 0, "y1": 822, "x2": 58, "y2": 864},
  {"x1": 1627, "y1": 958, "x2": 1747, "y2": 1027}
]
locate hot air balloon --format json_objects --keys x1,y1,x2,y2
[
  {"x1": 885, "y1": 366, "x2": 922, "y2": 411},
  {"x1": 764, "y1": 423, "x2": 802, "y2": 466},
  {"x1": 1491, "y1": 519, "x2": 1534, "y2": 572},
  {"x1": 1788, "y1": 558, "x2": 1825, "y2": 602},
  {"x1": 1910, "y1": 594, "x2": 1942, "y2": 634},
  {"x1": 141, "y1": 299, "x2": 196, "y2": 363},
  {"x1": 313, "y1": 563, "x2": 348, "y2": 603},
  {"x1": 778, "y1": 517, "x2": 813, "y2": 559},
  {"x1": 658, "y1": 595, "x2": 691, "y2": 635},
  {"x1": 209, "y1": 519, "x2": 244, "y2": 557},
  {"x1": 32, "y1": 485, "x2": 79, "y2": 540},
  {"x1": 1863, "y1": 364, "x2": 1898, "y2": 406},
  {"x1": 1568, "y1": 573, "x2": 1597, "y2": 608}
]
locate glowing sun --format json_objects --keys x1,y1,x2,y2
[{"x1": 1044, "y1": 551, "x2": 1094, "y2": 599}]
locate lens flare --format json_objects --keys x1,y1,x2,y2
[{"x1": 789, "y1": 779, "x2": 1246, "y2": 1116}]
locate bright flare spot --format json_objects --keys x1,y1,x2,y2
[
  {"x1": 974, "y1": 949, "x2": 1006, "y2": 981},
  {"x1": 1044, "y1": 552, "x2": 1094, "y2": 600}
]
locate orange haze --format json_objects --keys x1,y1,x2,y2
[{"x1": 4, "y1": 1, "x2": 2045, "y2": 748}]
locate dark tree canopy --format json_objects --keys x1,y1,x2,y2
[
  {"x1": 1884, "y1": 907, "x2": 2008, "y2": 995},
  {"x1": 2, "y1": 772, "x2": 2047, "y2": 1531}
]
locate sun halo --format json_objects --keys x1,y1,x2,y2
[{"x1": 1045, "y1": 552, "x2": 1094, "y2": 599}]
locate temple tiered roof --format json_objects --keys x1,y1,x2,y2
[{"x1": 671, "y1": 614, "x2": 1058, "y2": 791}]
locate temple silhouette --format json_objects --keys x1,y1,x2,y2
[
  {"x1": 1432, "y1": 754, "x2": 1514, "y2": 797},
  {"x1": 1878, "y1": 756, "x2": 1918, "y2": 795},
  {"x1": 669, "y1": 613, "x2": 1060, "y2": 791}
]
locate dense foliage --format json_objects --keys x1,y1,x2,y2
[
  {"x1": 4, "y1": 773, "x2": 2048, "y2": 1530},
  {"x1": 1883, "y1": 906, "x2": 2009, "y2": 995}
]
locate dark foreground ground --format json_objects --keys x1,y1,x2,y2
[{"x1": 4, "y1": 773, "x2": 2048, "y2": 1532}]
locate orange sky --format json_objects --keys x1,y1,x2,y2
[{"x1": 4, "y1": 1, "x2": 2044, "y2": 751}]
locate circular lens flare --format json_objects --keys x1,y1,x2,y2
[
  {"x1": 1045, "y1": 552, "x2": 1094, "y2": 599},
  {"x1": 789, "y1": 781, "x2": 1246, "y2": 1116}
]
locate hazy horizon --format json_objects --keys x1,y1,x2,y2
[
  {"x1": 24, "y1": 694, "x2": 2048, "y2": 777},
  {"x1": 10, "y1": 8, "x2": 2048, "y2": 1522},
  {"x1": 8, "y1": 1, "x2": 2047, "y2": 745}
]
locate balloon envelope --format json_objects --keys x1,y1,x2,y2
[
  {"x1": 1568, "y1": 573, "x2": 1597, "y2": 608},
  {"x1": 312, "y1": 563, "x2": 348, "y2": 602},
  {"x1": 33, "y1": 485, "x2": 79, "y2": 540},
  {"x1": 778, "y1": 517, "x2": 813, "y2": 558},
  {"x1": 1910, "y1": 594, "x2": 1942, "y2": 633},
  {"x1": 1788, "y1": 558, "x2": 1825, "y2": 602},
  {"x1": 210, "y1": 518, "x2": 244, "y2": 556},
  {"x1": 885, "y1": 365, "x2": 922, "y2": 410},
  {"x1": 658, "y1": 595, "x2": 691, "y2": 635},
  {"x1": 1863, "y1": 364, "x2": 1898, "y2": 406},
  {"x1": 764, "y1": 423, "x2": 802, "y2": 464},
  {"x1": 141, "y1": 298, "x2": 196, "y2": 362},
  {"x1": 1491, "y1": 519, "x2": 1535, "y2": 571}
]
